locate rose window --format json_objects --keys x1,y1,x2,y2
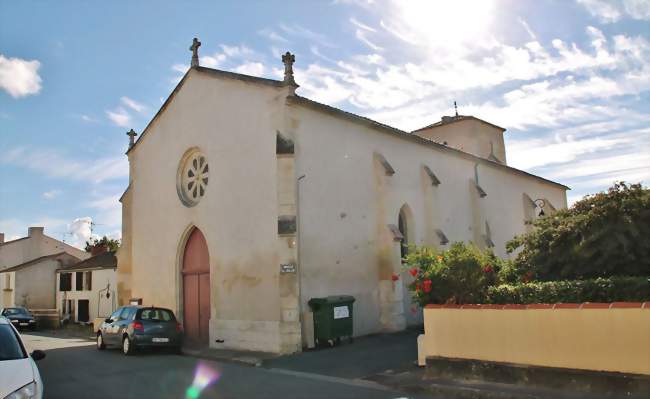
[{"x1": 177, "y1": 149, "x2": 208, "y2": 207}]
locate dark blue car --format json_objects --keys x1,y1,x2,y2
[
  {"x1": 1, "y1": 307, "x2": 37, "y2": 330},
  {"x1": 97, "y1": 306, "x2": 182, "y2": 355}
]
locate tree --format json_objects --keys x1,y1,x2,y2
[
  {"x1": 85, "y1": 236, "x2": 120, "y2": 254},
  {"x1": 506, "y1": 182, "x2": 650, "y2": 281}
]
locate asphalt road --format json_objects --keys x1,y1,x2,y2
[{"x1": 23, "y1": 333, "x2": 422, "y2": 399}]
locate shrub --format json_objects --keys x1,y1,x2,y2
[
  {"x1": 486, "y1": 276, "x2": 650, "y2": 304},
  {"x1": 506, "y1": 182, "x2": 650, "y2": 281},
  {"x1": 404, "y1": 242, "x2": 508, "y2": 306}
]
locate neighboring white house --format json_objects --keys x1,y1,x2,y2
[
  {"x1": 56, "y1": 251, "x2": 117, "y2": 323},
  {"x1": 0, "y1": 227, "x2": 89, "y2": 273},
  {"x1": 0, "y1": 252, "x2": 81, "y2": 309}
]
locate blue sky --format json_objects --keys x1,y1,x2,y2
[{"x1": 1, "y1": 0, "x2": 649, "y2": 247}]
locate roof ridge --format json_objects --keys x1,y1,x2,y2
[{"x1": 0, "y1": 251, "x2": 77, "y2": 273}]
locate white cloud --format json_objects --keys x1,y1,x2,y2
[
  {"x1": 577, "y1": 0, "x2": 650, "y2": 22},
  {"x1": 120, "y1": 96, "x2": 146, "y2": 113},
  {"x1": 577, "y1": 0, "x2": 623, "y2": 22},
  {"x1": 258, "y1": 29, "x2": 289, "y2": 43},
  {"x1": 80, "y1": 114, "x2": 98, "y2": 123},
  {"x1": 68, "y1": 217, "x2": 96, "y2": 248},
  {"x1": 200, "y1": 53, "x2": 227, "y2": 68},
  {"x1": 518, "y1": 18, "x2": 537, "y2": 40},
  {"x1": 0, "y1": 54, "x2": 42, "y2": 98},
  {"x1": 1, "y1": 147, "x2": 128, "y2": 183},
  {"x1": 42, "y1": 189, "x2": 62, "y2": 200},
  {"x1": 234, "y1": 62, "x2": 265, "y2": 76},
  {"x1": 105, "y1": 107, "x2": 131, "y2": 127}
]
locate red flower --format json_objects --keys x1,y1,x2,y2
[
  {"x1": 483, "y1": 265, "x2": 493, "y2": 273},
  {"x1": 391, "y1": 273, "x2": 399, "y2": 282},
  {"x1": 522, "y1": 271, "x2": 534, "y2": 283},
  {"x1": 415, "y1": 282, "x2": 422, "y2": 292},
  {"x1": 423, "y1": 279, "x2": 432, "y2": 293},
  {"x1": 409, "y1": 268, "x2": 418, "y2": 277}
]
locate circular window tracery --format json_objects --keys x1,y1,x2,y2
[{"x1": 177, "y1": 149, "x2": 209, "y2": 207}]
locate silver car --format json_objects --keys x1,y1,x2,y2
[{"x1": 0, "y1": 316, "x2": 46, "y2": 399}]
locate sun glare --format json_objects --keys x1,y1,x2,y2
[{"x1": 396, "y1": 0, "x2": 495, "y2": 46}]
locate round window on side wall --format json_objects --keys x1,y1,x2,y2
[{"x1": 176, "y1": 148, "x2": 209, "y2": 207}]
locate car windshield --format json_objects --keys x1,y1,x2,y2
[
  {"x1": 0, "y1": 325, "x2": 26, "y2": 361},
  {"x1": 3, "y1": 308, "x2": 28, "y2": 316},
  {"x1": 139, "y1": 308, "x2": 175, "y2": 322}
]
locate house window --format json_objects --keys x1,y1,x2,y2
[
  {"x1": 75, "y1": 272, "x2": 83, "y2": 291},
  {"x1": 84, "y1": 271, "x2": 92, "y2": 291},
  {"x1": 59, "y1": 273, "x2": 72, "y2": 291}
]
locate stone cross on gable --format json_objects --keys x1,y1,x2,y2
[
  {"x1": 127, "y1": 129, "x2": 138, "y2": 149},
  {"x1": 190, "y1": 37, "x2": 201, "y2": 67},
  {"x1": 282, "y1": 51, "x2": 297, "y2": 86}
]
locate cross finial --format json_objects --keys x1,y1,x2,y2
[
  {"x1": 127, "y1": 129, "x2": 138, "y2": 148},
  {"x1": 190, "y1": 37, "x2": 201, "y2": 68},
  {"x1": 454, "y1": 101, "x2": 458, "y2": 117},
  {"x1": 282, "y1": 51, "x2": 297, "y2": 86}
]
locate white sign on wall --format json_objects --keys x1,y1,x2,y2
[{"x1": 333, "y1": 305, "x2": 349, "y2": 319}]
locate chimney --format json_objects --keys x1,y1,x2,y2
[
  {"x1": 91, "y1": 243, "x2": 108, "y2": 256},
  {"x1": 28, "y1": 227, "x2": 44, "y2": 237},
  {"x1": 0, "y1": 233, "x2": 4, "y2": 244}
]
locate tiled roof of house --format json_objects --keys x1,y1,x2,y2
[
  {"x1": 1, "y1": 252, "x2": 81, "y2": 273},
  {"x1": 57, "y1": 251, "x2": 116, "y2": 272}
]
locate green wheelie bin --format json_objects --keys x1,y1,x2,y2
[{"x1": 308, "y1": 296, "x2": 355, "y2": 347}]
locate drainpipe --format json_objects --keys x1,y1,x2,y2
[{"x1": 296, "y1": 174, "x2": 306, "y2": 346}]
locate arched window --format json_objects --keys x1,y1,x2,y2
[{"x1": 398, "y1": 204, "x2": 414, "y2": 260}]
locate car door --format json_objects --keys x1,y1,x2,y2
[
  {"x1": 103, "y1": 308, "x2": 124, "y2": 345},
  {"x1": 115, "y1": 307, "x2": 135, "y2": 340}
]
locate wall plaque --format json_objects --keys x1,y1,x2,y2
[{"x1": 280, "y1": 263, "x2": 296, "y2": 273}]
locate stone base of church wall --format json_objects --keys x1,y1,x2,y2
[
  {"x1": 209, "y1": 318, "x2": 301, "y2": 354},
  {"x1": 378, "y1": 280, "x2": 407, "y2": 332}
]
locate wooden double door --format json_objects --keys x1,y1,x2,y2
[{"x1": 182, "y1": 228, "x2": 211, "y2": 344}]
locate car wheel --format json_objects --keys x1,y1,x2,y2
[
  {"x1": 97, "y1": 333, "x2": 106, "y2": 350},
  {"x1": 122, "y1": 336, "x2": 135, "y2": 356}
]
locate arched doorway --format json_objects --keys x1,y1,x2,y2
[{"x1": 182, "y1": 228, "x2": 210, "y2": 344}]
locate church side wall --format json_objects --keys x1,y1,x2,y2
[
  {"x1": 127, "y1": 72, "x2": 288, "y2": 353},
  {"x1": 289, "y1": 104, "x2": 566, "y2": 338}
]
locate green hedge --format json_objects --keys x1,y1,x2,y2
[{"x1": 486, "y1": 276, "x2": 650, "y2": 304}]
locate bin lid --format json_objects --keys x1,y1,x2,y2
[{"x1": 308, "y1": 296, "x2": 355, "y2": 306}]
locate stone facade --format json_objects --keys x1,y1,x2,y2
[{"x1": 117, "y1": 64, "x2": 567, "y2": 354}]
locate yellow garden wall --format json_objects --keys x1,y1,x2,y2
[{"x1": 417, "y1": 303, "x2": 650, "y2": 375}]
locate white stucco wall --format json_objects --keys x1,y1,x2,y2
[
  {"x1": 288, "y1": 102, "x2": 567, "y2": 337},
  {"x1": 126, "y1": 70, "x2": 292, "y2": 352},
  {"x1": 1, "y1": 272, "x2": 15, "y2": 308},
  {"x1": 56, "y1": 268, "x2": 117, "y2": 321},
  {"x1": 13, "y1": 259, "x2": 61, "y2": 309}
]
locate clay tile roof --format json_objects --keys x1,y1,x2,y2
[
  {"x1": 1, "y1": 252, "x2": 80, "y2": 273},
  {"x1": 57, "y1": 251, "x2": 117, "y2": 272}
]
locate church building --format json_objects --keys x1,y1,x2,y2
[{"x1": 116, "y1": 38, "x2": 568, "y2": 354}]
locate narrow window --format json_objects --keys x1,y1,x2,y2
[
  {"x1": 85, "y1": 271, "x2": 92, "y2": 291},
  {"x1": 75, "y1": 272, "x2": 83, "y2": 291},
  {"x1": 59, "y1": 273, "x2": 72, "y2": 291}
]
